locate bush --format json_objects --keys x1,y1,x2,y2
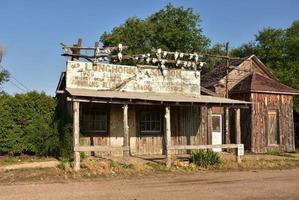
[
  {"x1": 189, "y1": 149, "x2": 221, "y2": 168},
  {"x1": 0, "y1": 91, "x2": 72, "y2": 158}
]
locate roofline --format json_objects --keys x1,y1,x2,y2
[
  {"x1": 200, "y1": 86, "x2": 217, "y2": 96},
  {"x1": 249, "y1": 55, "x2": 278, "y2": 80},
  {"x1": 65, "y1": 88, "x2": 252, "y2": 106},
  {"x1": 55, "y1": 72, "x2": 66, "y2": 96},
  {"x1": 230, "y1": 90, "x2": 299, "y2": 96}
]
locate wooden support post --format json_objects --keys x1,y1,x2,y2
[
  {"x1": 123, "y1": 104, "x2": 130, "y2": 159},
  {"x1": 224, "y1": 107, "x2": 230, "y2": 145},
  {"x1": 165, "y1": 106, "x2": 171, "y2": 168},
  {"x1": 73, "y1": 101, "x2": 80, "y2": 171},
  {"x1": 207, "y1": 106, "x2": 213, "y2": 145},
  {"x1": 235, "y1": 108, "x2": 242, "y2": 163}
]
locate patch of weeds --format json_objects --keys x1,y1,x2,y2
[
  {"x1": 189, "y1": 149, "x2": 221, "y2": 168},
  {"x1": 80, "y1": 152, "x2": 86, "y2": 160},
  {"x1": 266, "y1": 150, "x2": 295, "y2": 158},
  {"x1": 58, "y1": 158, "x2": 72, "y2": 173},
  {"x1": 146, "y1": 162, "x2": 169, "y2": 171}
]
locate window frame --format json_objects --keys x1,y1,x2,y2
[
  {"x1": 138, "y1": 109, "x2": 163, "y2": 136},
  {"x1": 80, "y1": 103, "x2": 109, "y2": 136}
]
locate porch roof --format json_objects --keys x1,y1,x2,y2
[{"x1": 66, "y1": 88, "x2": 251, "y2": 106}]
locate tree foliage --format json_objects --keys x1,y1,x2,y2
[
  {"x1": 0, "y1": 69, "x2": 9, "y2": 89},
  {"x1": 0, "y1": 92, "x2": 72, "y2": 158},
  {"x1": 232, "y1": 21, "x2": 299, "y2": 110},
  {"x1": 100, "y1": 4, "x2": 210, "y2": 54},
  {"x1": 0, "y1": 46, "x2": 9, "y2": 89}
]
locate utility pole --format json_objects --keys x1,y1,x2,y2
[
  {"x1": 225, "y1": 42, "x2": 229, "y2": 98},
  {"x1": 224, "y1": 42, "x2": 230, "y2": 145}
]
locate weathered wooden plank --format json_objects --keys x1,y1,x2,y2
[
  {"x1": 235, "y1": 108, "x2": 241, "y2": 144},
  {"x1": 123, "y1": 104, "x2": 130, "y2": 158},
  {"x1": 169, "y1": 144, "x2": 239, "y2": 150},
  {"x1": 235, "y1": 108, "x2": 242, "y2": 163},
  {"x1": 207, "y1": 106, "x2": 212, "y2": 144},
  {"x1": 165, "y1": 106, "x2": 171, "y2": 168},
  {"x1": 224, "y1": 107, "x2": 230, "y2": 144},
  {"x1": 74, "y1": 145, "x2": 129, "y2": 152},
  {"x1": 73, "y1": 101, "x2": 80, "y2": 171}
]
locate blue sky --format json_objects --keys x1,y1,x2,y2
[{"x1": 0, "y1": 0, "x2": 298, "y2": 96}]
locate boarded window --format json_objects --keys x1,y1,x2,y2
[
  {"x1": 268, "y1": 110, "x2": 279, "y2": 145},
  {"x1": 140, "y1": 111, "x2": 161, "y2": 133},
  {"x1": 81, "y1": 104, "x2": 108, "y2": 134}
]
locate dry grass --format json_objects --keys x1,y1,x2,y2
[
  {"x1": 1, "y1": 152, "x2": 299, "y2": 184},
  {"x1": 0, "y1": 155, "x2": 55, "y2": 166}
]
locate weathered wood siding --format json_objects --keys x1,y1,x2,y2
[
  {"x1": 170, "y1": 106, "x2": 204, "y2": 155},
  {"x1": 229, "y1": 93, "x2": 252, "y2": 150},
  {"x1": 251, "y1": 93, "x2": 295, "y2": 153},
  {"x1": 80, "y1": 104, "x2": 211, "y2": 155}
]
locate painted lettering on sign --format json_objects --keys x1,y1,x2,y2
[{"x1": 66, "y1": 61, "x2": 201, "y2": 95}]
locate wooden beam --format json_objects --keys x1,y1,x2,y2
[
  {"x1": 207, "y1": 106, "x2": 213, "y2": 144},
  {"x1": 74, "y1": 145, "x2": 129, "y2": 152},
  {"x1": 66, "y1": 97, "x2": 250, "y2": 108},
  {"x1": 73, "y1": 101, "x2": 80, "y2": 171},
  {"x1": 165, "y1": 106, "x2": 171, "y2": 168},
  {"x1": 235, "y1": 108, "x2": 242, "y2": 163},
  {"x1": 169, "y1": 144, "x2": 239, "y2": 150},
  {"x1": 235, "y1": 108, "x2": 241, "y2": 144},
  {"x1": 123, "y1": 104, "x2": 130, "y2": 158},
  {"x1": 224, "y1": 107, "x2": 230, "y2": 144}
]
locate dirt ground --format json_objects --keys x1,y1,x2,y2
[{"x1": 1, "y1": 168, "x2": 299, "y2": 200}]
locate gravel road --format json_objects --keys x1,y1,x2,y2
[{"x1": 1, "y1": 168, "x2": 299, "y2": 200}]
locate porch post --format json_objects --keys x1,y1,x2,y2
[
  {"x1": 207, "y1": 106, "x2": 213, "y2": 144},
  {"x1": 235, "y1": 108, "x2": 242, "y2": 163},
  {"x1": 165, "y1": 106, "x2": 171, "y2": 168},
  {"x1": 73, "y1": 101, "x2": 80, "y2": 171},
  {"x1": 224, "y1": 107, "x2": 230, "y2": 144},
  {"x1": 123, "y1": 104, "x2": 130, "y2": 159}
]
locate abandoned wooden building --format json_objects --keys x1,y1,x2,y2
[
  {"x1": 201, "y1": 55, "x2": 299, "y2": 153},
  {"x1": 55, "y1": 43, "x2": 251, "y2": 170}
]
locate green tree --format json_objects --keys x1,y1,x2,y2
[
  {"x1": 0, "y1": 91, "x2": 72, "y2": 157},
  {"x1": 100, "y1": 4, "x2": 210, "y2": 54},
  {"x1": 232, "y1": 20, "x2": 299, "y2": 110},
  {"x1": 0, "y1": 69, "x2": 9, "y2": 88},
  {"x1": 0, "y1": 47, "x2": 9, "y2": 90}
]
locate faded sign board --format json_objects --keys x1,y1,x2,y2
[
  {"x1": 66, "y1": 61, "x2": 201, "y2": 95},
  {"x1": 237, "y1": 144, "x2": 244, "y2": 156}
]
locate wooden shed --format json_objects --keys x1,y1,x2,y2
[{"x1": 201, "y1": 55, "x2": 299, "y2": 153}]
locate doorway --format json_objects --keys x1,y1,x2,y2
[{"x1": 212, "y1": 114, "x2": 222, "y2": 152}]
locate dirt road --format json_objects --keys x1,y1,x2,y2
[{"x1": 1, "y1": 168, "x2": 299, "y2": 200}]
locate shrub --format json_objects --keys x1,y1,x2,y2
[
  {"x1": 0, "y1": 91, "x2": 72, "y2": 159},
  {"x1": 189, "y1": 149, "x2": 221, "y2": 168}
]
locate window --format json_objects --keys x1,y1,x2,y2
[
  {"x1": 212, "y1": 115, "x2": 222, "y2": 133},
  {"x1": 81, "y1": 107, "x2": 108, "y2": 134},
  {"x1": 140, "y1": 111, "x2": 161, "y2": 133},
  {"x1": 267, "y1": 110, "x2": 279, "y2": 145}
]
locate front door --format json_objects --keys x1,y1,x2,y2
[{"x1": 212, "y1": 114, "x2": 222, "y2": 152}]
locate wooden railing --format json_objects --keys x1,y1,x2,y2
[{"x1": 167, "y1": 144, "x2": 244, "y2": 166}]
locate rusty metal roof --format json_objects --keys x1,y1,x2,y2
[
  {"x1": 230, "y1": 73, "x2": 299, "y2": 95},
  {"x1": 66, "y1": 88, "x2": 251, "y2": 105}
]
